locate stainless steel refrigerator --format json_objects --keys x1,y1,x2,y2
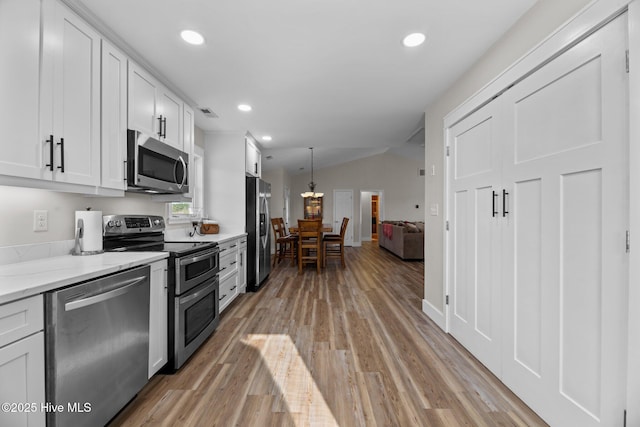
[{"x1": 246, "y1": 177, "x2": 271, "y2": 291}]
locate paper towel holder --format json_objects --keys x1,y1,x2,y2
[{"x1": 71, "y1": 216, "x2": 104, "y2": 256}]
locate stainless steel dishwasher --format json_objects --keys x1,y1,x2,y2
[{"x1": 45, "y1": 265, "x2": 150, "y2": 427}]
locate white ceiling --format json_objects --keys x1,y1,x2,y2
[{"x1": 66, "y1": 0, "x2": 536, "y2": 175}]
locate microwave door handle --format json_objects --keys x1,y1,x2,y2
[{"x1": 178, "y1": 156, "x2": 187, "y2": 188}]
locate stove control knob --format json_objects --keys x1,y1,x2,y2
[
  {"x1": 107, "y1": 220, "x2": 115, "y2": 228},
  {"x1": 115, "y1": 220, "x2": 122, "y2": 227}
]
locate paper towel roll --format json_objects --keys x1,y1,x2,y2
[{"x1": 75, "y1": 210, "x2": 103, "y2": 253}]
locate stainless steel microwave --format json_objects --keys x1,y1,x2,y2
[{"x1": 126, "y1": 130, "x2": 189, "y2": 194}]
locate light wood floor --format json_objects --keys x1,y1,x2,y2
[{"x1": 110, "y1": 242, "x2": 546, "y2": 426}]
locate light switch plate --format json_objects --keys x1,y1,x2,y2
[{"x1": 430, "y1": 203, "x2": 439, "y2": 216}]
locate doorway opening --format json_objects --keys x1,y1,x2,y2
[{"x1": 371, "y1": 195, "x2": 379, "y2": 241}]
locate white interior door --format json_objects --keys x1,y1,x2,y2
[
  {"x1": 446, "y1": 12, "x2": 629, "y2": 427},
  {"x1": 333, "y1": 190, "x2": 354, "y2": 246},
  {"x1": 500, "y1": 14, "x2": 629, "y2": 427},
  {"x1": 447, "y1": 99, "x2": 503, "y2": 375}
]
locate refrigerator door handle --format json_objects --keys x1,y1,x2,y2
[{"x1": 261, "y1": 196, "x2": 269, "y2": 248}]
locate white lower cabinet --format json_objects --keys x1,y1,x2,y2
[
  {"x1": 0, "y1": 295, "x2": 45, "y2": 427},
  {"x1": 217, "y1": 235, "x2": 247, "y2": 312},
  {"x1": 238, "y1": 237, "x2": 247, "y2": 293},
  {"x1": 148, "y1": 260, "x2": 168, "y2": 378},
  {"x1": 219, "y1": 272, "x2": 239, "y2": 313}
]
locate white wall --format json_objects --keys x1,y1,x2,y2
[
  {"x1": 423, "y1": 0, "x2": 593, "y2": 314},
  {"x1": 0, "y1": 185, "x2": 167, "y2": 246},
  {"x1": 203, "y1": 131, "x2": 246, "y2": 234},
  {"x1": 262, "y1": 167, "x2": 293, "y2": 254},
  {"x1": 290, "y1": 152, "x2": 424, "y2": 244}
]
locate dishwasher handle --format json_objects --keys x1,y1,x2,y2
[{"x1": 64, "y1": 276, "x2": 147, "y2": 312}]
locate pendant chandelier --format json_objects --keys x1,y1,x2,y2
[{"x1": 301, "y1": 147, "x2": 324, "y2": 198}]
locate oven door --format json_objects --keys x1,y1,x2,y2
[
  {"x1": 127, "y1": 129, "x2": 189, "y2": 194},
  {"x1": 173, "y1": 278, "x2": 219, "y2": 369},
  {"x1": 175, "y1": 247, "x2": 219, "y2": 294}
]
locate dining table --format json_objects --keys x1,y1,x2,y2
[{"x1": 289, "y1": 223, "x2": 333, "y2": 234}]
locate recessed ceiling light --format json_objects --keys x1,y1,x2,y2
[
  {"x1": 262, "y1": 136, "x2": 272, "y2": 142},
  {"x1": 402, "y1": 32, "x2": 426, "y2": 47},
  {"x1": 181, "y1": 30, "x2": 204, "y2": 45},
  {"x1": 238, "y1": 104, "x2": 252, "y2": 112}
]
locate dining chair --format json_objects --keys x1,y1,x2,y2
[
  {"x1": 271, "y1": 217, "x2": 297, "y2": 267},
  {"x1": 297, "y1": 218, "x2": 322, "y2": 274},
  {"x1": 323, "y1": 217, "x2": 349, "y2": 268}
]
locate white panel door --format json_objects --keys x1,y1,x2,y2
[
  {"x1": 447, "y1": 99, "x2": 503, "y2": 375},
  {"x1": 500, "y1": 14, "x2": 628, "y2": 427},
  {"x1": 333, "y1": 190, "x2": 354, "y2": 246}
]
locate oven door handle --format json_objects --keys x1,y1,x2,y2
[
  {"x1": 180, "y1": 249, "x2": 218, "y2": 266},
  {"x1": 180, "y1": 281, "x2": 216, "y2": 307}
]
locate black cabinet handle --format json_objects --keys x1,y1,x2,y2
[
  {"x1": 219, "y1": 294, "x2": 226, "y2": 301},
  {"x1": 254, "y1": 162, "x2": 258, "y2": 174},
  {"x1": 45, "y1": 135, "x2": 54, "y2": 171},
  {"x1": 230, "y1": 286, "x2": 237, "y2": 291},
  {"x1": 492, "y1": 190, "x2": 498, "y2": 217},
  {"x1": 162, "y1": 116, "x2": 167, "y2": 138},
  {"x1": 502, "y1": 189, "x2": 509, "y2": 217},
  {"x1": 230, "y1": 261, "x2": 237, "y2": 265},
  {"x1": 57, "y1": 138, "x2": 65, "y2": 173},
  {"x1": 157, "y1": 115, "x2": 164, "y2": 138}
]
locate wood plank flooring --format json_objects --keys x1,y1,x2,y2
[{"x1": 110, "y1": 242, "x2": 546, "y2": 427}]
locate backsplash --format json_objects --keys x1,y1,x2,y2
[{"x1": 0, "y1": 185, "x2": 166, "y2": 247}]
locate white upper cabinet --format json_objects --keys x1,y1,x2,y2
[
  {"x1": 128, "y1": 61, "x2": 185, "y2": 151},
  {"x1": 101, "y1": 40, "x2": 127, "y2": 191},
  {"x1": 0, "y1": 0, "x2": 48, "y2": 180},
  {"x1": 183, "y1": 104, "x2": 195, "y2": 198},
  {"x1": 158, "y1": 90, "x2": 183, "y2": 150},
  {"x1": 40, "y1": 0, "x2": 101, "y2": 186},
  {"x1": 128, "y1": 62, "x2": 159, "y2": 138},
  {"x1": 245, "y1": 137, "x2": 261, "y2": 177}
]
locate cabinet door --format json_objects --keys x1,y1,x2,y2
[
  {"x1": 148, "y1": 260, "x2": 168, "y2": 378},
  {"x1": 101, "y1": 40, "x2": 127, "y2": 190},
  {"x1": 0, "y1": 332, "x2": 45, "y2": 427},
  {"x1": 0, "y1": 0, "x2": 47, "y2": 180},
  {"x1": 183, "y1": 104, "x2": 195, "y2": 198},
  {"x1": 245, "y1": 138, "x2": 261, "y2": 177},
  {"x1": 42, "y1": 0, "x2": 101, "y2": 186},
  {"x1": 128, "y1": 62, "x2": 158, "y2": 137},
  {"x1": 158, "y1": 89, "x2": 182, "y2": 150},
  {"x1": 238, "y1": 239, "x2": 247, "y2": 292}
]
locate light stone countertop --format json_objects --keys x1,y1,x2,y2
[
  {"x1": 0, "y1": 252, "x2": 169, "y2": 305},
  {"x1": 164, "y1": 229, "x2": 247, "y2": 245}
]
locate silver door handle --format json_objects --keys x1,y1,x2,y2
[
  {"x1": 64, "y1": 276, "x2": 146, "y2": 311},
  {"x1": 180, "y1": 249, "x2": 217, "y2": 266}
]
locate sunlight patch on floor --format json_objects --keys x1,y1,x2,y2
[{"x1": 242, "y1": 334, "x2": 338, "y2": 426}]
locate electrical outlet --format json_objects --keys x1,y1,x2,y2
[{"x1": 34, "y1": 210, "x2": 48, "y2": 232}]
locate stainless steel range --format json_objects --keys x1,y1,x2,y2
[{"x1": 103, "y1": 215, "x2": 220, "y2": 370}]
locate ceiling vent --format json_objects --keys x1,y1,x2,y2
[{"x1": 198, "y1": 107, "x2": 218, "y2": 118}]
